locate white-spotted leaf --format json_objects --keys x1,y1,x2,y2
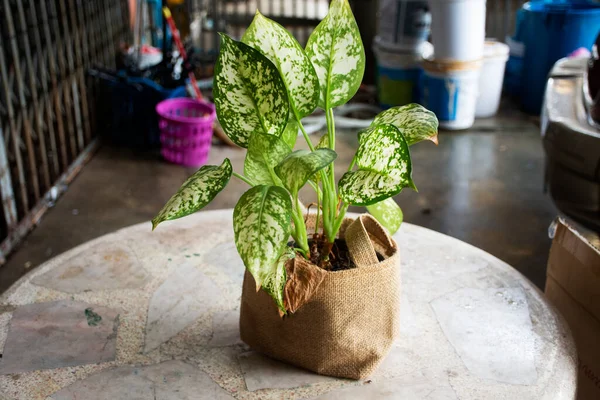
[
  {"x1": 372, "y1": 103, "x2": 439, "y2": 145},
  {"x1": 263, "y1": 249, "x2": 294, "y2": 313},
  {"x1": 242, "y1": 12, "x2": 320, "y2": 119},
  {"x1": 356, "y1": 123, "x2": 413, "y2": 184},
  {"x1": 305, "y1": 0, "x2": 365, "y2": 109},
  {"x1": 281, "y1": 116, "x2": 299, "y2": 149},
  {"x1": 338, "y1": 169, "x2": 406, "y2": 206},
  {"x1": 152, "y1": 159, "x2": 232, "y2": 229},
  {"x1": 244, "y1": 132, "x2": 292, "y2": 185},
  {"x1": 275, "y1": 149, "x2": 337, "y2": 193},
  {"x1": 213, "y1": 34, "x2": 289, "y2": 147},
  {"x1": 367, "y1": 197, "x2": 403, "y2": 234},
  {"x1": 316, "y1": 133, "x2": 329, "y2": 149},
  {"x1": 233, "y1": 185, "x2": 292, "y2": 293}
]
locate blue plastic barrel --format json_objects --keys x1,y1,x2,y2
[
  {"x1": 90, "y1": 71, "x2": 184, "y2": 149},
  {"x1": 518, "y1": 1, "x2": 600, "y2": 114}
]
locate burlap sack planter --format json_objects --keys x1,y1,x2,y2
[{"x1": 239, "y1": 214, "x2": 401, "y2": 380}]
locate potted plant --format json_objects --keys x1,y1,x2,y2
[{"x1": 152, "y1": 0, "x2": 438, "y2": 380}]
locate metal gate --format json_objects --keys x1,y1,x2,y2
[{"x1": 0, "y1": 0, "x2": 130, "y2": 263}]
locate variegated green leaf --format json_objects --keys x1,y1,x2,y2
[
  {"x1": 281, "y1": 117, "x2": 299, "y2": 149},
  {"x1": 338, "y1": 169, "x2": 406, "y2": 206},
  {"x1": 341, "y1": 123, "x2": 415, "y2": 205},
  {"x1": 367, "y1": 197, "x2": 403, "y2": 234},
  {"x1": 310, "y1": 135, "x2": 331, "y2": 183},
  {"x1": 305, "y1": 0, "x2": 365, "y2": 109},
  {"x1": 275, "y1": 149, "x2": 337, "y2": 193},
  {"x1": 372, "y1": 103, "x2": 439, "y2": 145},
  {"x1": 213, "y1": 34, "x2": 289, "y2": 148},
  {"x1": 242, "y1": 11, "x2": 320, "y2": 119},
  {"x1": 233, "y1": 185, "x2": 292, "y2": 292},
  {"x1": 356, "y1": 124, "x2": 413, "y2": 185},
  {"x1": 152, "y1": 159, "x2": 232, "y2": 229},
  {"x1": 244, "y1": 132, "x2": 292, "y2": 185},
  {"x1": 263, "y1": 248, "x2": 295, "y2": 313},
  {"x1": 316, "y1": 133, "x2": 329, "y2": 149}
]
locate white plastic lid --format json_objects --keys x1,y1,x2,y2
[
  {"x1": 373, "y1": 36, "x2": 433, "y2": 56},
  {"x1": 373, "y1": 37, "x2": 434, "y2": 59},
  {"x1": 484, "y1": 41, "x2": 510, "y2": 60}
]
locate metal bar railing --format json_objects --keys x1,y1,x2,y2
[{"x1": 0, "y1": 0, "x2": 128, "y2": 264}]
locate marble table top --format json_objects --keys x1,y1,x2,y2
[{"x1": 0, "y1": 209, "x2": 577, "y2": 399}]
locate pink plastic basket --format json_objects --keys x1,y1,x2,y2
[{"x1": 156, "y1": 98, "x2": 216, "y2": 166}]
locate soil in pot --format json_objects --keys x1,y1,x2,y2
[{"x1": 305, "y1": 235, "x2": 385, "y2": 271}]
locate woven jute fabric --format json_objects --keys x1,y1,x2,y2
[{"x1": 239, "y1": 214, "x2": 401, "y2": 380}]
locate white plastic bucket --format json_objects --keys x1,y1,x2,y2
[
  {"x1": 428, "y1": 0, "x2": 486, "y2": 61},
  {"x1": 374, "y1": 40, "x2": 433, "y2": 108},
  {"x1": 421, "y1": 59, "x2": 482, "y2": 130},
  {"x1": 476, "y1": 41, "x2": 510, "y2": 118},
  {"x1": 378, "y1": 0, "x2": 431, "y2": 47}
]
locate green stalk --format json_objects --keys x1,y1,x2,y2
[
  {"x1": 297, "y1": 117, "x2": 331, "y2": 208},
  {"x1": 332, "y1": 203, "x2": 349, "y2": 235},
  {"x1": 291, "y1": 194, "x2": 309, "y2": 257},
  {"x1": 324, "y1": 108, "x2": 337, "y2": 242},
  {"x1": 315, "y1": 188, "x2": 321, "y2": 237},
  {"x1": 326, "y1": 108, "x2": 336, "y2": 151},
  {"x1": 298, "y1": 118, "x2": 315, "y2": 152},
  {"x1": 298, "y1": 118, "x2": 330, "y2": 192},
  {"x1": 290, "y1": 211, "x2": 307, "y2": 258},
  {"x1": 232, "y1": 172, "x2": 255, "y2": 186},
  {"x1": 267, "y1": 166, "x2": 283, "y2": 187},
  {"x1": 297, "y1": 117, "x2": 335, "y2": 241},
  {"x1": 307, "y1": 180, "x2": 322, "y2": 201},
  {"x1": 348, "y1": 155, "x2": 356, "y2": 171}
]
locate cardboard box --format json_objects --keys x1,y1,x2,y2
[{"x1": 545, "y1": 218, "x2": 600, "y2": 400}]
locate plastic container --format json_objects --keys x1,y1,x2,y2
[
  {"x1": 428, "y1": 0, "x2": 486, "y2": 61},
  {"x1": 156, "y1": 98, "x2": 216, "y2": 166},
  {"x1": 475, "y1": 41, "x2": 510, "y2": 118},
  {"x1": 89, "y1": 69, "x2": 185, "y2": 149},
  {"x1": 515, "y1": 2, "x2": 600, "y2": 114},
  {"x1": 503, "y1": 35, "x2": 526, "y2": 97},
  {"x1": 377, "y1": 0, "x2": 431, "y2": 47},
  {"x1": 374, "y1": 39, "x2": 433, "y2": 108},
  {"x1": 421, "y1": 58, "x2": 482, "y2": 130}
]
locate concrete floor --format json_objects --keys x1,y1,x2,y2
[{"x1": 0, "y1": 107, "x2": 556, "y2": 293}]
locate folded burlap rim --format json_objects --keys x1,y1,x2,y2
[
  {"x1": 303, "y1": 213, "x2": 396, "y2": 267},
  {"x1": 284, "y1": 213, "x2": 397, "y2": 312}
]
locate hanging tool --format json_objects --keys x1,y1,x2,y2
[{"x1": 162, "y1": 6, "x2": 203, "y2": 99}]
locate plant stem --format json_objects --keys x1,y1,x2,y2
[
  {"x1": 290, "y1": 212, "x2": 307, "y2": 258},
  {"x1": 307, "y1": 178, "x2": 323, "y2": 236},
  {"x1": 326, "y1": 108, "x2": 335, "y2": 149},
  {"x1": 347, "y1": 155, "x2": 356, "y2": 171},
  {"x1": 296, "y1": 117, "x2": 335, "y2": 251},
  {"x1": 315, "y1": 182, "x2": 321, "y2": 237},
  {"x1": 324, "y1": 108, "x2": 337, "y2": 242},
  {"x1": 291, "y1": 194, "x2": 309, "y2": 257},
  {"x1": 332, "y1": 203, "x2": 349, "y2": 235},
  {"x1": 298, "y1": 118, "x2": 315, "y2": 152},
  {"x1": 308, "y1": 180, "x2": 322, "y2": 201},
  {"x1": 298, "y1": 117, "x2": 330, "y2": 205},
  {"x1": 267, "y1": 166, "x2": 282, "y2": 187},
  {"x1": 298, "y1": 117, "x2": 332, "y2": 221},
  {"x1": 232, "y1": 172, "x2": 255, "y2": 186}
]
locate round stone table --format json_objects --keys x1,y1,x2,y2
[{"x1": 0, "y1": 210, "x2": 577, "y2": 399}]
